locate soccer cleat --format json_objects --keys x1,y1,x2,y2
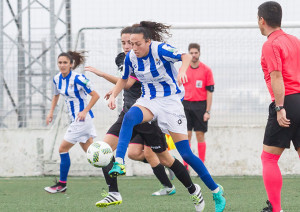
[
  {"x1": 190, "y1": 184, "x2": 205, "y2": 212},
  {"x1": 109, "y1": 162, "x2": 126, "y2": 178},
  {"x1": 152, "y1": 185, "x2": 176, "y2": 196},
  {"x1": 44, "y1": 180, "x2": 67, "y2": 194},
  {"x1": 213, "y1": 184, "x2": 226, "y2": 212},
  {"x1": 166, "y1": 167, "x2": 175, "y2": 181},
  {"x1": 95, "y1": 190, "x2": 122, "y2": 208},
  {"x1": 261, "y1": 200, "x2": 273, "y2": 212}
]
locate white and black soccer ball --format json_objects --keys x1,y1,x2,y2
[{"x1": 86, "y1": 141, "x2": 113, "y2": 168}]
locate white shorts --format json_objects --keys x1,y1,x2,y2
[
  {"x1": 135, "y1": 95, "x2": 187, "y2": 135},
  {"x1": 64, "y1": 118, "x2": 97, "y2": 144}
]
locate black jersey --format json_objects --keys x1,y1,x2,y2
[{"x1": 115, "y1": 52, "x2": 142, "y2": 113}]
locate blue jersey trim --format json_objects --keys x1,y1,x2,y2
[
  {"x1": 148, "y1": 83, "x2": 156, "y2": 99},
  {"x1": 122, "y1": 53, "x2": 133, "y2": 80},
  {"x1": 158, "y1": 44, "x2": 181, "y2": 94},
  {"x1": 137, "y1": 57, "x2": 145, "y2": 72},
  {"x1": 159, "y1": 81, "x2": 171, "y2": 96},
  {"x1": 69, "y1": 101, "x2": 75, "y2": 120},
  {"x1": 148, "y1": 49, "x2": 159, "y2": 78},
  {"x1": 74, "y1": 83, "x2": 85, "y2": 112},
  {"x1": 89, "y1": 110, "x2": 94, "y2": 118}
]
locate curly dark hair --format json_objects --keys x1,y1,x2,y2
[{"x1": 131, "y1": 21, "x2": 171, "y2": 42}]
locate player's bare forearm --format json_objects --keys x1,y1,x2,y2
[
  {"x1": 112, "y1": 78, "x2": 128, "y2": 98},
  {"x1": 180, "y1": 54, "x2": 192, "y2": 74},
  {"x1": 206, "y1": 91, "x2": 213, "y2": 112},
  {"x1": 270, "y1": 71, "x2": 285, "y2": 106},
  {"x1": 49, "y1": 94, "x2": 60, "y2": 114},
  {"x1": 83, "y1": 91, "x2": 100, "y2": 113}
]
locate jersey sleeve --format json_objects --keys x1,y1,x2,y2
[
  {"x1": 52, "y1": 78, "x2": 59, "y2": 95},
  {"x1": 75, "y1": 74, "x2": 94, "y2": 93},
  {"x1": 262, "y1": 42, "x2": 282, "y2": 73},
  {"x1": 158, "y1": 43, "x2": 183, "y2": 63},
  {"x1": 122, "y1": 53, "x2": 133, "y2": 80},
  {"x1": 206, "y1": 67, "x2": 215, "y2": 86}
]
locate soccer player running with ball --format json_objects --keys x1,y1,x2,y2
[
  {"x1": 44, "y1": 51, "x2": 100, "y2": 193},
  {"x1": 85, "y1": 27, "x2": 176, "y2": 207},
  {"x1": 108, "y1": 21, "x2": 226, "y2": 212},
  {"x1": 258, "y1": 2, "x2": 300, "y2": 212}
]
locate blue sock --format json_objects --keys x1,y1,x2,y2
[
  {"x1": 116, "y1": 106, "x2": 143, "y2": 162},
  {"x1": 60, "y1": 152, "x2": 70, "y2": 182},
  {"x1": 175, "y1": 140, "x2": 218, "y2": 191}
]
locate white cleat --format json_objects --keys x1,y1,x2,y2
[{"x1": 191, "y1": 184, "x2": 205, "y2": 212}]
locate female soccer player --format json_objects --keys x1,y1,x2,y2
[
  {"x1": 84, "y1": 27, "x2": 176, "y2": 207},
  {"x1": 44, "y1": 51, "x2": 99, "y2": 194},
  {"x1": 108, "y1": 21, "x2": 226, "y2": 212}
]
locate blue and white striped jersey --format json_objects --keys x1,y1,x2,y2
[
  {"x1": 53, "y1": 71, "x2": 94, "y2": 122},
  {"x1": 122, "y1": 41, "x2": 183, "y2": 99}
]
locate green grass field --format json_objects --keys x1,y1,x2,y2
[{"x1": 0, "y1": 176, "x2": 299, "y2": 212}]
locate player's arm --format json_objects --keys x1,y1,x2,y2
[
  {"x1": 204, "y1": 90, "x2": 213, "y2": 122},
  {"x1": 85, "y1": 66, "x2": 120, "y2": 84},
  {"x1": 77, "y1": 90, "x2": 100, "y2": 121},
  {"x1": 178, "y1": 54, "x2": 192, "y2": 85},
  {"x1": 270, "y1": 70, "x2": 290, "y2": 127},
  {"x1": 46, "y1": 94, "x2": 60, "y2": 125},
  {"x1": 108, "y1": 78, "x2": 128, "y2": 110}
]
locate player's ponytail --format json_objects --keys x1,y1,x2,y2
[
  {"x1": 132, "y1": 21, "x2": 171, "y2": 42},
  {"x1": 58, "y1": 51, "x2": 86, "y2": 70}
]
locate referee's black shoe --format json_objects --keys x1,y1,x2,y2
[{"x1": 261, "y1": 200, "x2": 273, "y2": 212}]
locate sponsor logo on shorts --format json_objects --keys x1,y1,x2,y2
[
  {"x1": 177, "y1": 119, "x2": 182, "y2": 125},
  {"x1": 151, "y1": 145, "x2": 161, "y2": 149}
]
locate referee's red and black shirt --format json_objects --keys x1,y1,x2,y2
[
  {"x1": 261, "y1": 29, "x2": 300, "y2": 101},
  {"x1": 183, "y1": 62, "x2": 214, "y2": 101}
]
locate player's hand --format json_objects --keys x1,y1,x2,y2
[
  {"x1": 46, "y1": 113, "x2": 53, "y2": 125},
  {"x1": 277, "y1": 109, "x2": 290, "y2": 127},
  {"x1": 177, "y1": 70, "x2": 188, "y2": 86},
  {"x1": 104, "y1": 90, "x2": 113, "y2": 100},
  {"x1": 108, "y1": 95, "x2": 116, "y2": 110},
  {"x1": 84, "y1": 66, "x2": 104, "y2": 77},
  {"x1": 77, "y1": 110, "x2": 87, "y2": 121},
  {"x1": 203, "y1": 112, "x2": 210, "y2": 122}
]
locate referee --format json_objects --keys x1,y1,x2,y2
[
  {"x1": 258, "y1": 2, "x2": 300, "y2": 212},
  {"x1": 182, "y1": 43, "x2": 214, "y2": 169}
]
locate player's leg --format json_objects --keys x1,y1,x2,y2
[
  {"x1": 143, "y1": 145, "x2": 175, "y2": 196},
  {"x1": 182, "y1": 100, "x2": 193, "y2": 171},
  {"x1": 261, "y1": 145, "x2": 284, "y2": 212},
  {"x1": 44, "y1": 140, "x2": 74, "y2": 193},
  {"x1": 110, "y1": 105, "x2": 153, "y2": 176},
  {"x1": 79, "y1": 137, "x2": 93, "y2": 152},
  {"x1": 128, "y1": 143, "x2": 145, "y2": 161},
  {"x1": 96, "y1": 116, "x2": 123, "y2": 207},
  {"x1": 195, "y1": 131, "x2": 206, "y2": 162},
  {"x1": 183, "y1": 130, "x2": 192, "y2": 171},
  {"x1": 192, "y1": 101, "x2": 208, "y2": 163},
  {"x1": 156, "y1": 150, "x2": 204, "y2": 212}
]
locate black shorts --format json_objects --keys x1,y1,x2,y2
[
  {"x1": 106, "y1": 111, "x2": 167, "y2": 153},
  {"x1": 182, "y1": 100, "x2": 208, "y2": 132},
  {"x1": 263, "y1": 93, "x2": 300, "y2": 150}
]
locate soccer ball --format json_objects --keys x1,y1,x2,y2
[{"x1": 86, "y1": 141, "x2": 113, "y2": 168}]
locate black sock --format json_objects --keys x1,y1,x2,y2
[
  {"x1": 152, "y1": 164, "x2": 173, "y2": 188},
  {"x1": 169, "y1": 159, "x2": 196, "y2": 194},
  {"x1": 142, "y1": 158, "x2": 148, "y2": 163},
  {"x1": 102, "y1": 156, "x2": 118, "y2": 192}
]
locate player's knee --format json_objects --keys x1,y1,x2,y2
[
  {"x1": 128, "y1": 149, "x2": 141, "y2": 160},
  {"x1": 123, "y1": 106, "x2": 143, "y2": 126}
]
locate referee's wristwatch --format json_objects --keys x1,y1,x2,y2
[
  {"x1": 205, "y1": 111, "x2": 210, "y2": 114},
  {"x1": 274, "y1": 106, "x2": 284, "y2": 112}
]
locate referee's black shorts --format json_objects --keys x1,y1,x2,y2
[
  {"x1": 182, "y1": 100, "x2": 208, "y2": 132},
  {"x1": 263, "y1": 93, "x2": 300, "y2": 150},
  {"x1": 106, "y1": 111, "x2": 167, "y2": 153}
]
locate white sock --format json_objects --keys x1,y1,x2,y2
[
  {"x1": 212, "y1": 186, "x2": 220, "y2": 194},
  {"x1": 115, "y1": 157, "x2": 124, "y2": 164}
]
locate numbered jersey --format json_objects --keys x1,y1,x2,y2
[
  {"x1": 122, "y1": 41, "x2": 184, "y2": 100},
  {"x1": 53, "y1": 71, "x2": 94, "y2": 122}
]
